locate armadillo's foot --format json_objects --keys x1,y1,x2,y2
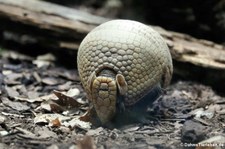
[
  {"x1": 111, "y1": 85, "x2": 163, "y2": 127},
  {"x1": 117, "y1": 96, "x2": 126, "y2": 113}
]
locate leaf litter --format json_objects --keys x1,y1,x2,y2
[{"x1": 0, "y1": 50, "x2": 225, "y2": 149}]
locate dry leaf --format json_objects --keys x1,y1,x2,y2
[
  {"x1": 33, "y1": 60, "x2": 51, "y2": 68},
  {"x1": 37, "y1": 53, "x2": 56, "y2": 61},
  {"x1": 86, "y1": 127, "x2": 104, "y2": 136},
  {"x1": 5, "y1": 86, "x2": 19, "y2": 97},
  {"x1": 51, "y1": 118, "x2": 61, "y2": 127},
  {"x1": 37, "y1": 127, "x2": 58, "y2": 139},
  {"x1": 0, "y1": 115, "x2": 6, "y2": 124},
  {"x1": 66, "y1": 88, "x2": 80, "y2": 97},
  {"x1": 27, "y1": 91, "x2": 40, "y2": 99},
  {"x1": 53, "y1": 90, "x2": 83, "y2": 109},
  {"x1": 1, "y1": 112, "x2": 25, "y2": 118},
  {"x1": 15, "y1": 93, "x2": 57, "y2": 103},
  {"x1": 33, "y1": 53, "x2": 56, "y2": 68},
  {"x1": 79, "y1": 107, "x2": 96, "y2": 123},
  {"x1": 64, "y1": 117, "x2": 91, "y2": 129},
  {"x1": 2, "y1": 97, "x2": 30, "y2": 111},
  {"x1": 3, "y1": 72, "x2": 22, "y2": 85},
  {"x1": 58, "y1": 81, "x2": 72, "y2": 90},
  {"x1": 0, "y1": 130, "x2": 9, "y2": 136},
  {"x1": 40, "y1": 100, "x2": 64, "y2": 113},
  {"x1": 34, "y1": 113, "x2": 70, "y2": 124},
  {"x1": 42, "y1": 77, "x2": 58, "y2": 85},
  {"x1": 2, "y1": 50, "x2": 33, "y2": 61}
]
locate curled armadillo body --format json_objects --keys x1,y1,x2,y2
[{"x1": 77, "y1": 20, "x2": 173, "y2": 124}]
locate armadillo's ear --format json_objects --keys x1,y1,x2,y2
[
  {"x1": 116, "y1": 74, "x2": 127, "y2": 96},
  {"x1": 88, "y1": 71, "x2": 96, "y2": 92}
]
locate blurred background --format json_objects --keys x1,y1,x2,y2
[{"x1": 48, "y1": 0, "x2": 225, "y2": 44}]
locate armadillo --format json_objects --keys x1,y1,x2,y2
[{"x1": 77, "y1": 19, "x2": 173, "y2": 124}]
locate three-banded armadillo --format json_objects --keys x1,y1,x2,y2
[{"x1": 77, "y1": 20, "x2": 173, "y2": 124}]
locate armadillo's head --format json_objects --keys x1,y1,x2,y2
[{"x1": 87, "y1": 69, "x2": 127, "y2": 124}]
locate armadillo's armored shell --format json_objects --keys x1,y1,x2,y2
[{"x1": 77, "y1": 20, "x2": 173, "y2": 106}]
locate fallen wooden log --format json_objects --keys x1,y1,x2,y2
[
  {"x1": 0, "y1": 0, "x2": 225, "y2": 91},
  {"x1": 0, "y1": 0, "x2": 109, "y2": 50}
]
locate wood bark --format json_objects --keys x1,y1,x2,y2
[
  {"x1": 0, "y1": 0, "x2": 109, "y2": 50},
  {"x1": 0, "y1": 0, "x2": 225, "y2": 91}
]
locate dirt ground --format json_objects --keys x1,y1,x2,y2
[{"x1": 0, "y1": 50, "x2": 225, "y2": 149}]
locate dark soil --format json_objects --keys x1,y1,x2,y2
[{"x1": 0, "y1": 50, "x2": 225, "y2": 149}]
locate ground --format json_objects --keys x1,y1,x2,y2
[{"x1": 0, "y1": 50, "x2": 225, "y2": 149}]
